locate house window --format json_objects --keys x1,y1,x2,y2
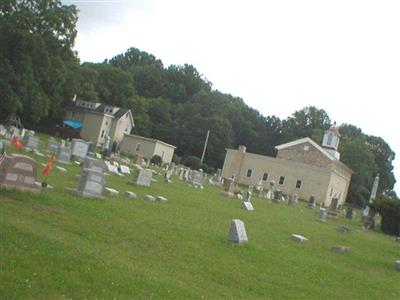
[
  {"x1": 296, "y1": 180, "x2": 303, "y2": 189},
  {"x1": 262, "y1": 172, "x2": 268, "y2": 181},
  {"x1": 327, "y1": 133, "x2": 333, "y2": 145},
  {"x1": 135, "y1": 143, "x2": 141, "y2": 152},
  {"x1": 278, "y1": 176, "x2": 285, "y2": 185},
  {"x1": 330, "y1": 188, "x2": 333, "y2": 197},
  {"x1": 304, "y1": 145, "x2": 309, "y2": 151},
  {"x1": 101, "y1": 130, "x2": 105, "y2": 138},
  {"x1": 246, "y1": 169, "x2": 252, "y2": 178}
]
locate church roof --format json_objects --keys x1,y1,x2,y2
[{"x1": 275, "y1": 137, "x2": 353, "y2": 173}]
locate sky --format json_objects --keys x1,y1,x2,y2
[{"x1": 63, "y1": 0, "x2": 400, "y2": 193}]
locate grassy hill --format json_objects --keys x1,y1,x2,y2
[{"x1": 0, "y1": 136, "x2": 399, "y2": 299}]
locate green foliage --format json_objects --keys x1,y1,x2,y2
[
  {"x1": 150, "y1": 154, "x2": 162, "y2": 166},
  {"x1": 184, "y1": 156, "x2": 201, "y2": 170},
  {"x1": 172, "y1": 153, "x2": 181, "y2": 164},
  {"x1": 373, "y1": 196, "x2": 400, "y2": 235},
  {"x1": 0, "y1": 0, "x2": 79, "y2": 123}
]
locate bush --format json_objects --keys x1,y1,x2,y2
[
  {"x1": 150, "y1": 155, "x2": 162, "y2": 166},
  {"x1": 184, "y1": 156, "x2": 201, "y2": 170},
  {"x1": 172, "y1": 153, "x2": 181, "y2": 164},
  {"x1": 373, "y1": 197, "x2": 400, "y2": 236}
]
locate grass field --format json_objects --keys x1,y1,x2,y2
[{"x1": 0, "y1": 135, "x2": 399, "y2": 299}]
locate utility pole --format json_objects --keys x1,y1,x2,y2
[{"x1": 200, "y1": 130, "x2": 210, "y2": 164}]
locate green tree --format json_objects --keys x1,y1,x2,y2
[{"x1": 0, "y1": 0, "x2": 79, "y2": 124}]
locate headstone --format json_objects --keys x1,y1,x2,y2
[
  {"x1": 133, "y1": 169, "x2": 153, "y2": 187},
  {"x1": 273, "y1": 190, "x2": 283, "y2": 203},
  {"x1": 291, "y1": 234, "x2": 308, "y2": 242},
  {"x1": 337, "y1": 225, "x2": 352, "y2": 233},
  {"x1": 164, "y1": 170, "x2": 172, "y2": 183},
  {"x1": 105, "y1": 161, "x2": 119, "y2": 174},
  {"x1": 120, "y1": 165, "x2": 131, "y2": 175},
  {"x1": 0, "y1": 125, "x2": 7, "y2": 137},
  {"x1": 242, "y1": 201, "x2": 254, "y2": 211},
  {"x1": 75, "y1": 168, "x2": 105, "y2": 198},
  {"x1": 221, "y1": 177, "x2": 235, "y2": 197},
  {"x1": 23, "y1": 135, "x2": 39, "y2": 151},
  {"x1": 318, "y1": 208, "x2": 327, "y2": 222},
  {"x1": 331, "y1": 246, "x2": 350, "y2": 254},
  {"x1": 104, "y1": 187, "x2": 119, "y2": 196},
  {"x1": 327, "y1": 198, "x2": 339, "y2": 219},
  {"x1": 71, "y1": 139, "x2": 90, "y2": 159},
  {"x1": 394, "y1": 260, "x2": 400, "y2": 271},
  {"x1": 132, "y1": 153, "x2": 143, "y2": 166},
  {"x1": 46, "y1": 138, "x2": 60, "y2": 153},
  {"x1": 245, "y1": 190, "x2": 252, "y2": 202},
  {"x1": 156, "y1": 196, "x2": 168, "y2": 203},
  {"x1": 55, "y1": 166, "x2": 67, "y2": 173},
  {"x1": 288, "y1": 194, "x2": 298, "y2": 206},
  {"x1": 0, "y1": 154, "x2": 39, "y2": 192},
  {"x1": 144, "y1": 194, "x2": 156, "y2": 202},
  {"x1": 227, "y1": 219, "x2": 248, "y2": 245},
  {"x1": 345, "y1": 208, "x2": 355, "y2": 220},
  {"x1": 124, "y1": 191, "x2": 137, "y2": 199},
  {"x1": 83, "y1": 157, "x2": 107, "y2": 174},
  {"x1": 57, "y1": 146, "x2": 72, "y2": 164},
  {"x1": 307, "y1": 195, "x2": 316, "y2": 208},
  {"x1": 189, "y1": 170, "x2": 204, "y2": 186}
]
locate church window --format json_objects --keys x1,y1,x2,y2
[
  {"x1": 262, "y1": 172, "x2": 269, "y2": 181},
  {"x1": 279, "y1": 176, "x2": 285, "y2": 185},
  {"x1": 327, "y1": 133, "x2": 333, "y2": 145},
  {"x1": 246, "y1": 169, "x2": 252, "y2": 178},
  {"x1": 296, "y1": 180, "x2": 303, "y2": 189}
]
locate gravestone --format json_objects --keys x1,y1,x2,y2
[
  {"x1": 242, "y1": 201, "x2": 254, "y2": 211},
  {"x1": 156, "y1": 196, "x2": 168, "y2": 203},
  {"x1": 337, "y1": 225, "x2": 352, "y2": 233},
  {"x1": 245, "y1": 190, "x2": 252, "y2": 202},
  {"x1": 331, "y1": 245, "x2": 350, "y2": 254},
  {"x1": 318, "y1": 208, "x2": 327, "y2": 222},
  {"x1": 0, "y1": 125, "x2": 7, "y2": 137},
  {"x1": 83, "y1": 157, "x2": 107, "y2": 174},
  {"x1": 23, "y1": 134, "x2": 39, "y2": 151},
  {"x1": 394, "y1": 260, "x2": 400, "y2": 271},
  {"x1": 75, "y1": 168, "x2": 105, "y2": 198},
  {"x1": 221, "y1": 177, "x2": 235, "y2": 197},
  {"x1": 120, "y1": 165, "x2": 131, "y2": 175},
  {"x1": 104, "y1": 187, "x2": 119, "y2": 196},
  {"x1": 345, "y1": 208, "x2": 355, "y2": 220},
  {"x1": 144, "y1": 194, "x2": 156, "y2": 202},
  {"x1": 105, "y1": 161, "x2": 120, "y2": 174},
  {"x1": 132, "y1": 153, "x2": 143, "y2": 166},
  {"x1": 0, "y1": 154, "x2": 39, "y2": 192},
  {"x1": 327, "y1": 198, "x2": 339, "y2": 219},
  {"x1": 273, "y1": 190, "x2": 283, "y2": 203},
  {"x1": 307, "y1": 195, "x2": 316, "y2": 208},
  {"x1": 46, "y1": 138, "x2": 60, "y2": 153},
  {"x1": 71, "y1": 139, "x2": 90, "y2": 159},
  {"x1": 124, "y1": 191, "x2": 137, "y2": 199},
  {"x1": 291, "y1": 234, "x2": 308, "y2": 242},
  {"x1": 133, "y1": 169, "x2": 153, "y2": 187},
  {"x1": 227, "y1": 219, "x2": 248, "y2": 245},
  {"x1": 57, "y1": 146, "x2": 72, "y2": 164},
  {"x1": 288, "y1": 194, "x2": 298, "y2": 206},
  {"x1": 189, "y1": 170, "x2": 203, "y2": 187}
]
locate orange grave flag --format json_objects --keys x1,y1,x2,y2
[
  {"x1": 11, "y1": 136, "x2": 24, "y2": 150},
  {"x1": 42, "y1": 154, "x2": 56, "y2": 176}
]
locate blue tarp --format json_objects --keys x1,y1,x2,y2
[{"x1": 63, "y1": 120, "x2": 83, "y2": 129}]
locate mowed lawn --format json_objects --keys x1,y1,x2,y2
[{"x1": 0, "y1": 140, "x2": 399, "y2": 299}]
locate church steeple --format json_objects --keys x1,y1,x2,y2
[{"x1": 322, "y1": 122, "x2": 341, "y2": 160}]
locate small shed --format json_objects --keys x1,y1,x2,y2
[{"x1": 120, "y1": 134, "x2": 176, "y2": 164}]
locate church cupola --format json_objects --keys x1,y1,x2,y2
[{"x1": 322, "y1": 123, "x2": 341, "y2": 160}]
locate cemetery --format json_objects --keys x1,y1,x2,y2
[{"x1": 0, "y1": 130, "x2": 399, "y2": 299}]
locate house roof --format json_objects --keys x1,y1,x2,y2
[
  {"x1": 68, "y1": 100, "x2": 132, "y2": 120},
  {"x1": 275, "y1": 137, "x2": 354, "y2": 174}
]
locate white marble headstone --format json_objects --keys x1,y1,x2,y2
[{"x1": 227, "y1": 219, "x2": 248, "y2": 245}]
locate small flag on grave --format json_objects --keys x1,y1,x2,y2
[{"x1": 12, "y1": 136, "x2": 24, "y2": 150}]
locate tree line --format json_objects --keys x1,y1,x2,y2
[{"x1": 0, "y1": 0, "x2": 396, "y2": 206}]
